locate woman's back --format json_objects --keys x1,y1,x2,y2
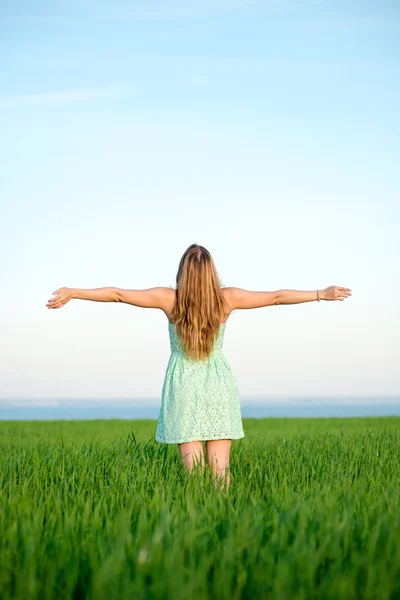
[{"x1": 168, "y1": 320, "x2": 227, "y2": 359}]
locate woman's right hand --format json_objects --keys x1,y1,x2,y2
[{"x1": 322, "y1": 286, "x2": 352, "y2": 301}]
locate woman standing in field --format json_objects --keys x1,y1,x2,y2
[{"x1": 46, "y1": 243, "x2": 351, "y2": 488}]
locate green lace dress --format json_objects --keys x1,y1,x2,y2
[{"x1": 155, "y1": 321, "x2": 245, "y2": 444}]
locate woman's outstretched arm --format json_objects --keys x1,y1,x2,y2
[
  {"x1": 46, "y1": 286, "x2": 173, "y2": 310},
  {"x1": 223, "y1": 285, "x2": 352, "y2": 310}
]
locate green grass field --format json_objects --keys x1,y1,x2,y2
[{"x1": 0, "y1": 417, "x2": 399, "y2": 599}]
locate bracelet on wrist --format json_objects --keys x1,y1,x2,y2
[{"x1": 317, "y1": 290, "x2": 320, "y2": 302}]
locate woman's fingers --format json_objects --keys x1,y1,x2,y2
[
  {"x1": 46, "y1": 287, "x2": 70, "y2": 308},
  {"x1": 48, "y1": 302, "x2": 62, "y2": 308},
  {"x1": 336, "y1": 286, "x2": 352, "y2": 300},
  {"x1": 47, "y1": 294, "x2": 60, "y2": 307}
]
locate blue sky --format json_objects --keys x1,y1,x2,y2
[{"x1": 1, "y1": 0, "x2": 399, "y2": 403}]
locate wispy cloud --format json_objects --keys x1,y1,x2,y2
[
  {"x1": 0, "y1": 15, "x2": 69, "y2": 25},
  {"x1": 0, "y1": 0, "x2": 265, "y2": 24},
  {"x1": 108, "y1": 0, "x2": 259, "y2": 20},
  {"x1": 0, "y1": 87, "x2": 122, "y2": 108}
]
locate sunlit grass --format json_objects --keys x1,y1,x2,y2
[{"x1": 0, "y1": 417, "x2": 399, "y2": 599}]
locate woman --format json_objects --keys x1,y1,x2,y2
[{"x1": 46, "y1": 243, "x2": 351, "y2": 488}]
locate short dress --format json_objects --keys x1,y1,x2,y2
[{"x1": 155, "y1": 320, "x2": 245, "y2": 444}]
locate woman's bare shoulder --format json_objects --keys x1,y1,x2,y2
[{"x1": 221, "y1": 287, "x2": 237, "y2": 307}]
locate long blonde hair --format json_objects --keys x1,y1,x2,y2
[{"x1": 170, "y1": 244, "x2": 229, "y2": 361}]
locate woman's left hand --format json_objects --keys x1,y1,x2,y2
[{"x1": 46, "y1": 287, "x2": 74, "y2": 309}]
